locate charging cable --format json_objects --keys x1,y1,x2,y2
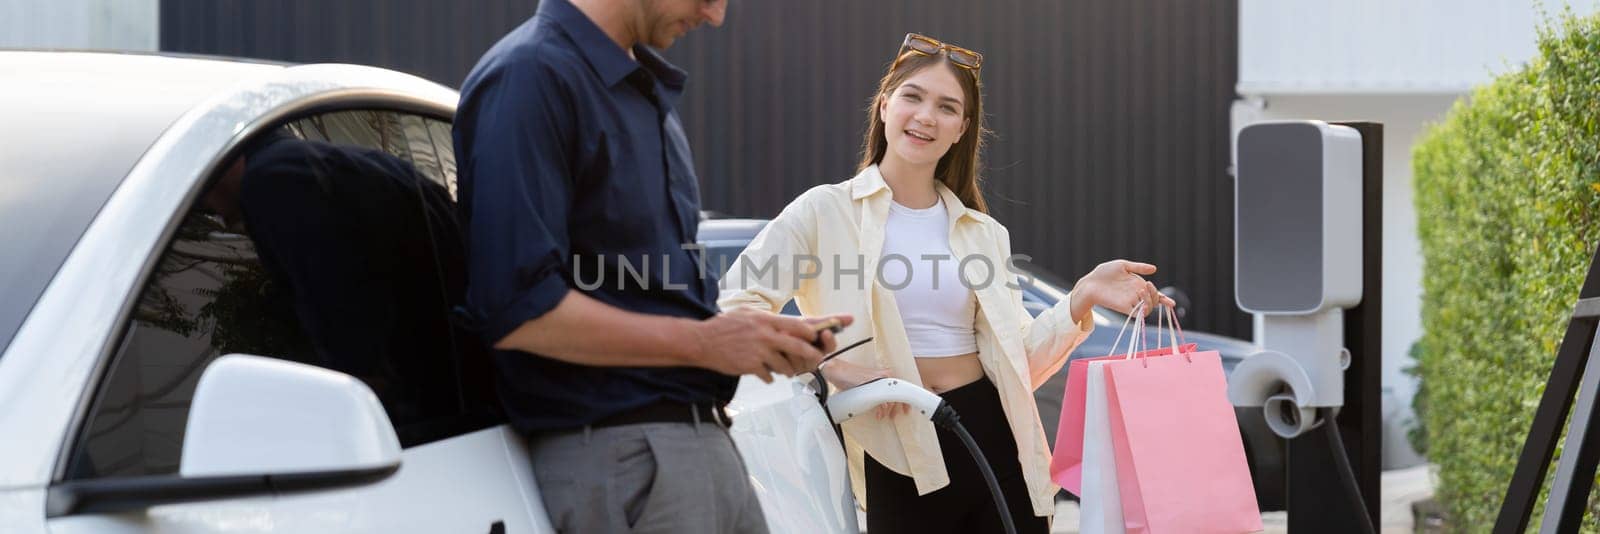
[
  {"x1": 932, "y1": 401, "x2": 1019, "y2": 534},
  {"x1": 824, "y1": 378, "x2": 1018, "y2": 534}
]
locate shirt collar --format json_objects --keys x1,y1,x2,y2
[
  {"x1": 634, "y1": 46, "x2": 687, "y2": 108},
  {"x1": 851, "y1": 164, "x2": 980, "y2": 224},
  {"x1": 540, "y1": 0, "x2": 687, "y2": 99},
  {"x1": 849, "y1": 164, "x2": 890, "y2": 200}
]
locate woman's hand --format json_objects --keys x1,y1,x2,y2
[
  {"x1": 820, "y1": 359, "x2": 910, "y2": 420},
  {"x1": 1070, "y1": 259, "x2": 1176, "y2": 323}
]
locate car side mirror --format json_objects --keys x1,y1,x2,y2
[
  {"x1": 181, "y1": 354, "x2": 401, "y2": 477},
  {"x1": 1159, "y1": 286, "x2": 1191, "y2": 320},
  {"x1": 47, "y1": 355, "x2": 401, "y2": 517}
]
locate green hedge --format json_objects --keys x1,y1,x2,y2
[{"x1": 1412, "y1": 9, "x2": 1600, "y2": 532}]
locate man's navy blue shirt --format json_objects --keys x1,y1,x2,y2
[{"x1": 453, "y1": 0, "x2": 729, "y2": 434}]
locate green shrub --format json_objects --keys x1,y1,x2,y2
[
  {"x1": 1412, "y1": 8, "x2": 1600, "y2": 532},
  {"x1": 1404, "y1": 341, "x2": 1430, "y2": 457}
]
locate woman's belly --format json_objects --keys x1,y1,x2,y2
[{"x1": 913, "y1": 352, "x2": 984, "y2": 393}]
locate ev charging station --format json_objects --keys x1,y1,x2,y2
[{"x1": 1229, "y1": 120, "x2": 1385, "y2": 533}]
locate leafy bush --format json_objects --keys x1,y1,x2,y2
[
  {"x1": 1404, "y1": 342, "x2": 1429, "y2": 457},
  {"x1": 1412, "y1": 9, "x2": 1600, "y2": 531}
]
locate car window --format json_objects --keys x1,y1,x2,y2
[
  {"x1": 425, "y1": 118, "x2": 458, "y2": 197},
  {"x1": 64, "y1": 110, "x2": 496, "y2": 481}
]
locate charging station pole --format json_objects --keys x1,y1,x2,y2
[
  {"x1": 1230, "y1": 119, "x2": 1385, "y2": 532},
  {"x1": 1283, "y1": 122, "x2": 1383, "y2": 532}
]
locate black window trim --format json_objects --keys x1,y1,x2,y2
[{"x1": 46, "y1": 463, "x2": 400, "y2": 518}]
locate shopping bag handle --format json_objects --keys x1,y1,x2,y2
[
  {"x1": 1150, "y1": 304, "x2": 1188, "y2": 359},
  {"x1": 1122, "y1": 302, "x2": 1159, "y2": 362},
  {"x1": 1107, "y1": 301, "x2": 1146, "y2": 358},
  {"x1": 1131, "y1": 304, "x2": 1165, "y2": 363},
  {"x1": 1168, "y1": 304, "x2": 1188, "y2": 351},
  {"x1": 1116, "y1": 304, "x2": 1192, "y2": 367},
  {"x1": 1125, "y1": 304, "x2": 1145, "y2": 361}
]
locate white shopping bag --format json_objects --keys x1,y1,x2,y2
[{"x1": 1079, "y1": 361, "x2": 1126, "y2": 534}]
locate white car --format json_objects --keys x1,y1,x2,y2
[{"x1": 0, "y1": 50, "x2": 861, "y2": 534}]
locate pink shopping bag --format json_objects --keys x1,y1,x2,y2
[
  {"x1": 1049, "y1": 343, "x2": 1195, "y2": 495},
  {"x1": 1103, "y1": 350, "x2": 1262, "y2": 533}
]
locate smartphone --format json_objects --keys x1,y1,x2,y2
[
  {"x1": 811, "y1": 318, "x2": 844, "y2": 336},
  {"x1": 809, "y1": 318, "x2": 843, "y2": 349},
  {"x1": 811, "y1": 318, "x2": 871, "y2": 366}
]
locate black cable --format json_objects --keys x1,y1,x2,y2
[
  {"x1": 811, "y1": 369, "x2": 830, "y2": 406},
  {"x1": 810, "y1": 335, "x2": 1013, "y2": 533},
  {"x1": 933, "y1": 402, "x2": 1018, "y2": 534},
  {"x1": 1317, "y1": 407, "x2": 1378, "y2": 534},
  {"x1": 818, "y1": 337, "x2": 873, "y2": 366},
  {"x1": 811, "y1": 369, "x2": 846, "y2": 447},
  {"x1": 814, "y1": 336, "x2": 874, "y2": 447}
]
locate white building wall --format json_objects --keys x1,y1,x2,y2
[
  {"x1": 1241, "y1": 0, "x2": 1600, "y2": 94},
  {"x1": 1237, "y1": 0, "x2": 1600, "y2": 468},
  {"x1": 0, "y1": 0, "x2": 158, "y2": 51}
]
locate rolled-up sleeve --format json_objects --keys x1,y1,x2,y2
[{"x1": 457, "y1": 61, "x2": 577, "y2": 345}]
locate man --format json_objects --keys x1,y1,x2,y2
[{"x1": 454, "y1": 0, "x2": 849, "y2": 532}]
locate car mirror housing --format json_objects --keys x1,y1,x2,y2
[
  {"x1": 1158, "y1": 286, "x2": 1191, "y2": 320},
  {"x1": 47, "y1": 355, "x2": 401, "y2": 517},
  {"x1": 181, "y1": 354, "x2": 401, "y2": 477}
]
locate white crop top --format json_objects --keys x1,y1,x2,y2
[{"x1": 880, "y1": 198, "x2": 979, "y2": 358}]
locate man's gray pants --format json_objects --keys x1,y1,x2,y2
[{"x1": 529, "y1": 421, "x2": 770, "y2": 533}]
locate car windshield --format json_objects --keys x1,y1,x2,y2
[
  {"x1": 0, "y1": 52, "x2": 267, "y2": 357},
  {"x1": 0, "y1": 108, "x2": 172, "y2": 357},
  {"x1": 1019, "y1": 266, "x2": 1072, "y2": 304}
]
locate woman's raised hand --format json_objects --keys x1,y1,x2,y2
[{"x1": 1070, "y1": 259, "x2": 1176, "y2": 321}]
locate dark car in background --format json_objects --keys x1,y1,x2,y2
[{"x1": 699, "y1": 217, "x2": 1285, "y2": 509}]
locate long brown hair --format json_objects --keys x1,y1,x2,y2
[{"x1": 857, "y1": 50, "x2": 989, "y2": 213}]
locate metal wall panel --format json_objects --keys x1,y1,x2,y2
[
  {"x1": 160, "y1": 0, "x2": 1248, "y2": 338},
  {"x1": 665, "y1": 0, "x2": 1247, "y2": 338},
  {"x1": 160, "y1": 0, "x2": 533, "y2": 87}
]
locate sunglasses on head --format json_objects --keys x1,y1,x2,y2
[{"x1": 892, "y1": 33, "x2": 983, "y2": 72}]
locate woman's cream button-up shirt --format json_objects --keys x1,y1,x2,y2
[{"x1": 717, "y1": 165, "x2": 1093, "y2": 517}]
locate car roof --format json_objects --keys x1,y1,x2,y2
[
  {"x1": 1, "y1": 50, "x2": 286, "y2": 139},
  {"x1": 0, "y1": 51, "x2": 285, "y2": 354},
  {"x1": 697, "y1": 218, "x2": 769, "y2": 244}
]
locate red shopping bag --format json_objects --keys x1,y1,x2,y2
[
  {"x1": 1103, "y1": 349, "x2": 1262, "y2": 533},
  {"x1": 1049, "y1": 342, "x2": 1195, "y2": 495}
]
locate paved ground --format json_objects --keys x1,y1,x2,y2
[{"x1": 1044, "y1": 464, "x2": 1435, "y2": 533}]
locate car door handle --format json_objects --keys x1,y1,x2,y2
[{"x1": 489, "y1": 520, "x2": 504, "y2": 534}]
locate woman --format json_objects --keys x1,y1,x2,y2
[{"x1": 718, "y1": 33, "x2": 1172, "y2": 533}]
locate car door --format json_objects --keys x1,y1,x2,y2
[{"x1": 46, "y1": 109, "x2": 552, "y2": 534}]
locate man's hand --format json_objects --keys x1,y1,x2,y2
[
  {"x1": 494, "y1": 291, "x2": 854, "y2": 372},
  {"x1": 690, "y1": 309, "x2": 853, "y2": 382}
]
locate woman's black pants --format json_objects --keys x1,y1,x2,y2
[{"x1": 864, "y1": 376, "x2": 1049, "y2": 534}]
